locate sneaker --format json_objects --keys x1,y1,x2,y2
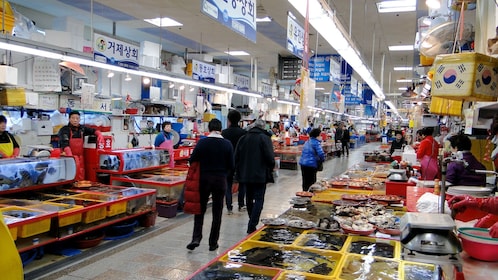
[
  {"x1": 238, "y1": 206, "x2": 247, "y2": 212},
  {"x1": 227, "y1": 210, "x2": 233, "y2": 215}
]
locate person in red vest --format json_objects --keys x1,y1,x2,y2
[{"x1": 58, "y1": 111, "x2": 103, "y2": 181}]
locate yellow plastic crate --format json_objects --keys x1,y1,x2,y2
[
  {"x1": 28, "y1": 202, "x2": 84, "y2": 227},
  {"x1": 293, "y1": 229, "x2": 348, "y2": 253},
  {"x1": 106, "y1": 200, "x2": 127, "y2": 217},
  {"x1": 343, "y1": 235, "x2": 401, "y2": 260},
  {"x1": 429, "y1": 96, "x2": 463, "y2": 116},
  {"x1": 248, "y1": 226, "x2": 304, "y2": 245},
  {"x1": 276, "y1": 271, "x2": 330, "y2": 280},
  {"x1": 221, "y1": 240, "x2": 343, "y2": 277},
  {"x1": 194, "y1": 261, "x2": 281, "y2": 279},
  {"x1": 312, "y1": 189, "x2": 384, "y2": 203},
  {"x1": 401, "y1": 261, "x2": 437, "y2": 279},
  {"x1": 47, "y1": 198, "x2": 107, "y2": 224},
  {"x1": 335, "y1": 254, "x2": 400, "y2": 280},
  {"x1": 8, "y1": 225, "x2": 17, "y2": 240},
  {"x1": 82, "y1": 206, "x2": 107, "y2": 223},
  {"x1": 0, "y1": 206, "x2": 52, "y2": 238},
  {"x1": 432, "y1": 53, "x2": 498, "y2": 101},
  {"x1": 0, "y1": 88, "x2": 26, "y2": 106}
]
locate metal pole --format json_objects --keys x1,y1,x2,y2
[
  {"x1": 371, "y1": 25, "x2": 376, "y2": 71},
  {"x1": 349, "y1": 0, "x2": 352, "y2": 37},
  {"x1": 380, "y1": 52, "x2": 385, "y2": 92}
]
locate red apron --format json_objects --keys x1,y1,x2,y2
[
  {"x1": 159, "y1": 133, "x2": 175, "y2": 168},
  {"x1": 70, "y1": 129, "x2": 85, "y2": 181}
]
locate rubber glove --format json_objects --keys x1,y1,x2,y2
[
  {"x1": 449, "y1": 195, "x2": 498, "y2": 215},
  {"x1": 490, "y1": 222, "x2": 498, "y2": 238},
  {"x1": 475, "y1": 214, "x2": 498, "y2": 228},
  {"x1": 12, "y1": 147, "x2": 19, "y2": 158},
  {"x1": 63, "y1": 146, "x2": 73, "y2": 156}
]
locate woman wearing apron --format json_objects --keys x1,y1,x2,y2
[
  {"x1": 58, "y1": 111, "x2": 103, "y2": 181},
  {"x1": 154, "y1": 121, "x2": 175, "y2": 168},
  {"x1": 0, "y1": 115, "x2": 20, "y2": 159}
]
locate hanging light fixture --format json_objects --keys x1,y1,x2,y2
[
  {"x1": 179, "y1": 85, "x2": 185, "y2": 90},
  {"x1": 107, "y1": 71, "x2": 114, "y2": 78},
  {"x1": 426, "y1": 0, "x2": 441, "y2": 9},
  {"x1": 142, "y1": 77, "x2": 150, "y2": 85},
  {"x1": 124, "y1": 73, "x2": 132, "y2": 81},
  {"x1": 169, "y1": 82, "x2": 175, "y2": 88}
]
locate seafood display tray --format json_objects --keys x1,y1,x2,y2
[{"x1": 0, "y1": 206, "x2": 56, "y2": 238}]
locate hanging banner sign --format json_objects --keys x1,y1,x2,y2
[
  {"x1": 344, "y1": 94, "x2": 362, "y2": 105},
  {"x1": 286, "y1": 14, "x2": 304, "y2": 59},
  {"x1": 94, "y1": 33, "x2": 140, "y2": 69},
  {"x1": 191, "y1": 59, "x2": 216, "y2": 83},
  {"x1": 362, "y1": 84, "x2": 374, "y2": 105},
  {"x1": 331, "y1": 54, "x2": 352, "y2": 83},
  {"x1": 234, "y1": 74, "x2": 250, "y2": 91},
  {"x1": 201, "y1": 0, "x2": 257, "y2": 43},
  {"x1": 309, "y1": 55, "x2": 332, "y2": 82},
  {"x1": 259, "y1": 81, "x2": 272, "y2": 96}
]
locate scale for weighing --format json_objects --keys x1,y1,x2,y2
[
  {"x1": 401, "y1": 213, "x2": 461, "y2": 255},
  {"x1": 400, "y1": 213, "x2": 462, "y2": 279}
]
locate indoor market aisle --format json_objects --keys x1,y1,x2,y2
[{"x1": 41, "y1": 143, "x2": 376, "y2": 280}]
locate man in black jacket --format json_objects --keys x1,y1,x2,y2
[
  {"x1": 221, "y1": 110, "x2": 246, "y2": 214},
  {"x1": 235, "y1": 119, "x2": 275, "y2": 234}
]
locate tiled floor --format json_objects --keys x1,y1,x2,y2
[{"x1": 36, "y1": 142, "x2": 374, "y2": 280}]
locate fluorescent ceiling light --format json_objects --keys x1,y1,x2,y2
[
  {"x1": 398, "y1": 87, "x2": 408, "y2": 90},
  {"x1": 388, "y1": 45, "x2": 414, "y2": 51},
  {"x1": 394, "y1": 67, "x2": 413, "y2": 71},
  {"x1": 426, "y1": 0, "x2": 441, "y2": 9},
  {"x1": 287, "y1": 11, "x2": 297, "y2": 20},
  {"x1": 396, "y1": 79, "x2": 413, "y2": 82},
  {"x1": 315, "y1": 87, "x2": 325, "y2": 90},
  {"x1": 376, "y1": 0, "x2": 416, "y2": 13},
  {"x1": 256, "y1": 16, "x2": 272, "y2": 23},
  {"x1": 124, "y1": 73, "x2": 132, "y2": 81},
  {"x1": 277, "y1": 99, "x2": 299, "y2": 106},
  {"x1": 224, "y1": 50, "x2": 250, "y2": 56},
  {"x1": 144, "y1": 17, "x2": 183, "y2": 27}
]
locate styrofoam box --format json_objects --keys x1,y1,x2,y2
[
  {"x1": 31, "y1": 120, "x2": 53, "y2": 136},
  {"x1": 140, "y1": 55, "x2": 160, "y2": 69},
  {"x1": 44, "y1": 30, "x2": 72, "y2": 48},
  {"x1": 140, "y1": 41, "x2": 161, "y2": 57},
  {"x1": 0, "y1": 65, "x2": 18, "y2": 85},
  {"x1": 432, "y1": 53, "x2": 498, "y2": 101}
]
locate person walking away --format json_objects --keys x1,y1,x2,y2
[
  {"x1": 0, "y1": 115, "x2": 20, "y2": 159},
  {"x1": 341, "y1": 124, "x2": 351, "y2": 156},
  {"x1": 58, "y1": 111, "x2": 103, "y2": 181},
  {"x1": 235, "y1": 119, "x2": 275, "y2": 234},
  {"x1": 221, "y1": 110, "x2": 246, "y2": 214},
  {"x1": 154, "y1": 121, "x2": 175, "y2": 168},
  {"x1": 446, "y1": 134, "x2": 486, "y2": 186},
  {"x1": 186, "y1": 119, "x2": 234, "y2": 251},
  {"x1": 299, "y1": 128, "x2": 326, "y2": 191}
]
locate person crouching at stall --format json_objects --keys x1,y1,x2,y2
[
  {"x1": 58, "y1": 111, "x2": 103, "y2": 181},
  {"x1": 0, "y1": 115, "x2": 20, "y2": 159}
]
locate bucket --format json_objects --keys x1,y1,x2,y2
[{"x1": 156, "y1": 200, "x2": 178, "y2": 218}]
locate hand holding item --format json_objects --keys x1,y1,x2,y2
[
  {"x1": 63, "y1": 146, "x2": 73, "y2": 156},
  {"x1": 448, "y1": 195, "x2": 482, "y2": 213},
  {"x1": 475, "y1": 214, "x2": 498, "y2": 228},
  {"x1": 489, "y1": 222, "x2": 498, "y2": 238},
  {"x1": 95, "y1": 131, "x2": 104, "y2": 146}
]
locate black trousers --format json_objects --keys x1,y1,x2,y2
[
  {"x1": 192, "y1": 173, "x2": 226, "y2": 247},
  {"x1": 301, "y1": 165, "x2": 317, "y2": 191},
  {"x1": 341, "y1": 141, "x2": 349, "y2": 156}
]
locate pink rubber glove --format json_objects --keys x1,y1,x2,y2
[
  {"x1": 490, "y1": 222, "x2": 498, "y2": 238},
  {"x1": 448, "y1": 195, "x2": 483, "y2": 213},
  {"x1": 95, "y1": 130, "x2": 104, "y2": 145},
  {"x1": 63, "y1": 146, "x2": 73, "y2": 156},
  {"x1": 12, "y1": 147, "x2": 19, "y2": 158}
]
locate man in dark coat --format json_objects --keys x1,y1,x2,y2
[
  {"x1": 235, "y1": 119, "x2": 275, "y2": 234},
  {"x1": 221, "y1": 110, "x2": 246, "y2": 214}
]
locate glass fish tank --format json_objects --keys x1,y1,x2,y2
[
  {"x1": 99, "y1": 148, "x2": 170, "y2": 172},
  {"x1": 0, "y1": 157, "x2": 76, "y2": 192}
]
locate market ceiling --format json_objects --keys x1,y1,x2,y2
[{"x1": 10, "y1": 0, "x2": 435, "y2": 102}]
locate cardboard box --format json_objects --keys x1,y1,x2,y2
[
  {"x1": 432, "y1": 53, "x2": 498, "y2": 101},
  {"x1": 0, "y1": 87, "x2": 25, "y2": 106}
]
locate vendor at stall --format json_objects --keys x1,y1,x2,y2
[
  {"x1": 416, "y1": 127, "x2": 440, "y2": 180},
  {"x1": 389, "y1": 130, "x2": 406, "y2": 155},
  {"x1": 446, "y1": 134, "x2": 486, "y2": 186},
  {"x1": 0, "y1": 115, "x2": 19, "y2": 159},
  {"x1": 154, "y1": 121, "x2": 175, "y2": 168},
  {"x1": 58, "y1": 111, "x2": 103, "y2": 181}
]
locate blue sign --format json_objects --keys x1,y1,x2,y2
[
  {"x1": 94, "y1": 33, "x2": 139, "y2": 69},
  {"x1": 362, "y1": 84, "x2": 373, "y2": 105},
  {"x1": 191, "y1": 59, "x2": 216, "y2": 83},
  {"x1": 309, "y1": 55, "x2": 331, "y2": 82},
  {"x1": 330, "y1": 84, "x2": 342, "y2": 102},
  {"x1": 201, "y1": 0, "x2": 257, "y2": 43},
  {"x1": 344, "y1": 94, "x2": 362, "y2": 105},
  {"x1": 331, "y1": 55, "x2": 352, "y2": 84},
  {"x1": 364, "y1": 105, "x2": 376, "y2": 116},
  {"x1": 234, "y1": 74, "x2": 250, "y2": 91},
  {"x1": 286, "y1": 14, "x2": 304, "y2": 58}
]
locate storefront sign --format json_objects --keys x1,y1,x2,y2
[
  {"x1": 234, "y1": 73, "x2": 250, "y2": 91},
  {"x1": 201, "y1": 0, "x2": 257, "y2": 43},
  {"x1": 191, "y1": 59, "x2": 216, "y2": 83},
  {"x1": 259, "y1": 81, "x2": 272, "y2": 96},
  {"x1": 286, "y1": 14, "x2": 304, "y2": 59},
  {"x1": 94, "y1": 33, "x2": 140, "y2": 69},
  {"x1": 362, "y1": 84, "x2": 373, "y2": 105},
  {"x1": 331, "y1": 55, "x2": 352, "y2": 84},
  {"x1": 344, "y1": 94, "x2": 362, "y2": 105},
  {"x1": 309, "y1": 55, "x2": 331, "y2": 82}
]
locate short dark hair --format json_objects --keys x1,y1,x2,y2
[
  {"x1": 227, "y1": 110, "x2": 241, "y2": 124},
  {"x1": 69, "y1": 111, "x2": 80, "y2": 117},
  {"x1": 395, "y1": 130, "x2": 403, "y2": 136},
  {"x1": 0, "y1": 115, "x2": 6, "y2": 124},
  {"x1": 421, "y1": 127, "x2": 434, "y2": 136},
  {"x1": 162, "y1": 121, "x2": 172, "y2": 130},
  {"x1": 309, "y1": 128, "x2": 321, "y2": 138},
  {"x1": 208, "y1": 118, "x2": 222, "y2": 132},
  {"x1": 449, "y1": 134, "x2": 472, "y2": 151}
]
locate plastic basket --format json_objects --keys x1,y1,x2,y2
[
  {"x1": 401, "y1": 261, "x2": 437, "y2": 280},
  {"x1": 0, "y1": 206, "x2": 52, "y2": 238},
  {"x1": 27, "y1": 202, "x2": 84, "y2": 227},
  {"x1": 248, "y1": 225, "x2": 303, "y2": 245},
  {"x1": 335, "y1": 254, "x2": 400, "y2": 280},
  {"x1": 106, "y1": 200, "x2": 127, "y2": 217},
  {"x1": 47, "y1": 198, "x2": 107, "y2": 224},
  {"x1": 276, "y1": 271, "x2": 330, "y2": 280},
  {"x1": 293, "y1": 229, "x2": 348, "y2": 252},
  {"x1": 343, "y1": 235, "x2": 401, "y2": 259},
  {"x1": 191, "y1": 261, "x2": 281, "y2": 280}
]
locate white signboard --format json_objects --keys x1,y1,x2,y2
[
  {"x1": 191, "y1": 59, "x2": 216, "y2": 83},
  {"x1": 94, "y1": 33, "x2": 140, "y2": 69},
  {"x1": 287, "y1": 14, "x2": 304, "y2": 59},
  {"x1": 234, "y1": 74, "x2": 250, "y2": 91},
  {"x1": 32, "y1": 57, "x2": 62, "y2": 92}
]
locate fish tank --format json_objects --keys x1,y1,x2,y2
[
  {"x1": 0, "y1": 157, "x2": 76, "y2": 192},
  {"x1": 98, "y1": 148, "x2": 170, "y2": 173}
]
